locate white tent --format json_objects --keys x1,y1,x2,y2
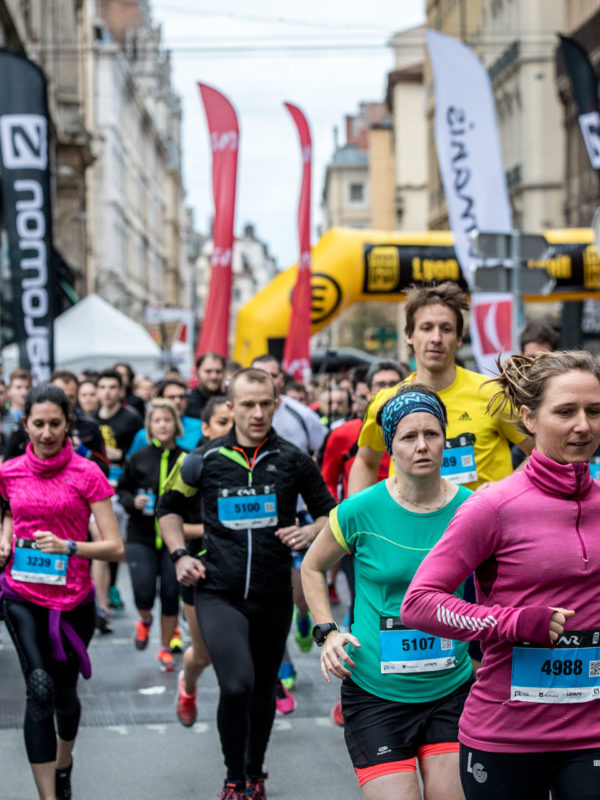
[{"x1": 3, "y1": 294, "x2": 163, "y2": 378}]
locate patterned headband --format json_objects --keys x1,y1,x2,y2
[{"x1": 380, "y1": 390, "x2": 446, "y2": 454}]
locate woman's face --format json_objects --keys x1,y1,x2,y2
[
  {"x1": 149, "y1": 409, "x2": 177, "y2": 446},
  {"x1": 78, "y1": 382, "x2": 98, "y2": 415},
  {"x1": 201, "y1": 403, "x2": 233, "y2": 440},
  {"x1": 24, "y1": 402, "x2": 69, "y2": 459},
  {"x1": 521, "y1": 370, "x2": 600, "y2": 464},
  {"x1": 390, "y1": 411, "x2": 445, "y2": 479}
]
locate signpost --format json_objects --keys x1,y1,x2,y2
[{"x1": 470, "y1": 230, "x2": 555, "y2": 353}]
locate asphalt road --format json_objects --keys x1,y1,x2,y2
[{"x1": 0, "y1": 570, "x2": 361, "y2": 799}]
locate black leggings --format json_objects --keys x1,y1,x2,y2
[
  {"x1": 459, "y1": 744, "x2": 600, "y2": 800},
  {"x1": 195, "y1": 590, "x2": 293, "y2": 782},
  {"x1": 126, "y1": 542, "x2": 179, "y2": 616},
  {"x1": 2, "y1": 597, "x2": 95, "y2": 764}
]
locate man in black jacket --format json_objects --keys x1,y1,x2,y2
[
  {"x1": 158, "y1": 368, "x2": 335, "y2": 800},
  {"x1": 185, "y1": 351, "x2": 226, "y2": 419}
]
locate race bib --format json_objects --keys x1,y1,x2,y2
[
  {"x1": 217, "y1": 484, "x2": 278, "y2": 530},
  {"x1": 12, "y1": 538, "x2": 68, "y2": 586},
  {"x1": 108, "y1": 465, "x2": 124, "y2": 484},
  {"x1": 379, "y1": 617, "x2": 456, "y2": 674},
  {"x1": 441, "y1": 433, "x2": 477, "y2": 485},
  {"x1": 511, "y1": 630, "x2": 600, "y2": 703}
]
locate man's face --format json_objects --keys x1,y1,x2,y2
[
  {"x1": 8, "y1": 379, "x2": 30, "y2": 411},
  {"x1": 230, "y1": 377, "x2": 277, "y2": 445},
  {"x1": 522, "y1": 341, "x2": 554, "y2": 357},
  {"x1": 252, "y1": 359, "x2": 284, "y2": 394},
  {"x1": 352, "y1": 381, "x2": 370, "y2": 418},
  {"x1": 321, "y1": 389, "x2": 349, "y2": 421},
  {"x1": 97, "y1": 378, "x2": 122, "y2": 408},
  {"x1": 0, "y1": 383, "x2": 7, "y2": 408},
  {"x1": 52, "y1": 378, "x2": 78, "y2": 410},
  {"x1": 370, "y1": 369, "x2": 402, "y2": 394},
  {"x1": 162, "y1": 383, "x2": 188, "y2": 417},
  {"x1": 407, "y1": 304, "x2": 461, "y2": 374},
  {"x1": 197, "y1": 357, "x2": 224, "y2": 394}
]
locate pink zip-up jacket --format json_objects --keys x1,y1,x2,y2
[{"x1": 401, "y1": 448, "x2": 600, "y2": 753}]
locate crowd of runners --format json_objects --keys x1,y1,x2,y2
[{"x1": 0, "y1": 282, "x2": 598, "y2": 800}]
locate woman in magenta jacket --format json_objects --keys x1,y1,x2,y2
[{"x1": 401, "y1": 350, "x2": 600, "y2": 800}]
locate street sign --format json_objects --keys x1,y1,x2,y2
[
  {"x1": 470, "y1": 230, "x2": 552, "y2": 262},
  {"x1": 472, "y1": 264, "x2": 555, "y2": 295}
]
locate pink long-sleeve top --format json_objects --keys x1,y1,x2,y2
[{"x1": 401, "y1": 448, "x2": 600, "y2": 753}]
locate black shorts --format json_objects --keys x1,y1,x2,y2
[
  {"x1": 342, "y1": 675, "x2": 473, "y2": 768},
  {"x1": 459, "y1": 745, "x2": 600, "y2": 800},
  {"x1": 180, "y1": 582, "x2": 194, "y2": 606}
]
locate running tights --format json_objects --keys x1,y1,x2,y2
[
  {"x1": 126, "y1": 542, "x2": 179, "y2": 616},
  {"x1": 195, "y1": 590, "x2": 293, "y2": 782},
  {"x1": 460, "y1": 744, "x2": 600, "y2": 800},
  {"x1": 2, "y1": 598, "x2": 95, "y2": 764}
]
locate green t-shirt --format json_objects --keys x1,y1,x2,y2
[{"x1": 330, "y1": 480, "x2": 473, "y2": 702}]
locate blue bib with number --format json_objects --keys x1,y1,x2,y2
[
  {"x1": 441, "y1": 434, "x2": 477, "y2": 485},
  {"x1": 12, "y1": 538, "x2": 68, "y2": 586},
  {"x1": 379, "y1": 617, "x2": 456, "y2": 674},
  {"x1": 217, "y1": 484, "x2": 278, "y2": 530},
  {"x1": 511, "y1": 630, "x2": 600, "y2": 703},
  {"x1": 108, "y1": 465, "x2": 124, "y2": 484}
]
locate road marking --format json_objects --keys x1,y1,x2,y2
[
  {"x1": 193, "y1": 722, "x2": 210, "y2": 733},
  {"x1": 139, "y1": 686, "x2": 166, "y2": 695},
  {"x1": 146, "y1": 724, "x2": 167, "y2": 734},
  {"x1": 107, "y1": 726, "x2": 129, "y2": 736},
  {"x1": 273, "y1": 719, "x2": 292, "y2": 731}
]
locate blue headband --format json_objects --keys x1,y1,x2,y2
[{"x1": 380, "y1": 391, "x2": 446, "y2": 454}]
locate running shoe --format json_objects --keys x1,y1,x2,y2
[
  {"x1": 108, "y1": 585, "x2": 125, "y2": 611},
  {"x1": 275, "y1": 678, "x2": 295, "y2": 714},
  {"x1": 219, "y1": 780, "x2": 246, "y2": 799},
  {"x1": 55, "y1": 759, "x2": 73, "y2": 800},
  {"x1": 278, "y1": 662, "x2": 297, "y2": 691},
  {"x1": 331, "y1": 699, "x2": 344, "y2": 727},
  {"x1": 134, "y1": 617, "x2": 152, "y2": 651},
  {"x1": 157, "y1": 647, "x2": 176, "y2": 672},
  {"x1": 294, "y1": 607, "x2": 313, "y2": 653},
  {"x1": 169, "y1": 626, "x2": 183, "y2": 653},
  {"x1": 95, "y1": 609, "x2": 113, "y2": 634},
  {"x1": 176, "y1": 670, "x2": 197, "y2": 727},
  {"x1": 245, "y1": 776, "x2": 267, "y2": 800}
]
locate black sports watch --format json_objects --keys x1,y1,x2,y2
[
  {"x1": 312, "y1": 622, "x2": 339, "y2": 647},
  {"x1": 169, "y1": 548, "x2": 188, "y2": 564}
]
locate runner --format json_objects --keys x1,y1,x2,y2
[
  {"x1": 94, "y1": 368, "x2": 143, "y2": 612},
  {"x1": 186, "y1": 352, "x2": 226, "y2": 420},
  {"x1": 128, "y1": 378, "x2": 204, "y2": 455},
  {"x1": 348, "y1": 282, "x2": 531, "y2": 495},
  {"x1": 175, "y1": 395, "x2": 233, "y2": 727},
  {"x1": 158, "y1": 367, "x2": 336, "y2": 799},
  {"x1": 0, "y1": 383, "x2": 123, "y2": 800},
  {"x1": 117, "y1": 399, "x2": 187, "y2": 672},
  {"x1": 402, "y1": 351, "x2": 600, "y2": 800},
  {"x1": 302, "y1": 384, "x2": 473, "y2": 800}
]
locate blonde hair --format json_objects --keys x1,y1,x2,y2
[
  {"x1": 145, "y1": 398, "x2": 183, "y2": 440},
  {"x1": 488, "y1": 350, "x2": 600, "y2": 436}
]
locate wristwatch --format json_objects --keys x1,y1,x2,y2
[
  {"x1": 66, "y1": 540, "x2": 78, "y2": 556},
  {"x1": 169, "y1": 548, "x2": 188, "y2": 564},
  {"x1": 312, "y1": 622, "x2": 339, "y2": 647}
]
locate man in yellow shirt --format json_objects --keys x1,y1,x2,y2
[{"x1": 349, "y1": 282, "x2": 532, "y2": 495}]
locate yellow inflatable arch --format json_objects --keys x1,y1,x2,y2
[{"x1": 233, "y1": 226, "x2": 599, "y2": 366}]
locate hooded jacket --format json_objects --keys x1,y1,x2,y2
[{"x1": 402, "y1": 448, "x2": 600, "y2": 753}]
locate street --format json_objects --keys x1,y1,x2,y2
[{"x1": 0, "y1": 571, "x2": 360, "y2": 800}]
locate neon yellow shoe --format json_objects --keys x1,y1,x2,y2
[
  {"x1": 169, "y1": 626, "x2": 183, "y2": 653},
  {"x1": 294, "y1": 607, "x2": 313, "y2": 653}
]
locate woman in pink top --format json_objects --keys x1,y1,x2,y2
[
  {"x1": 401, "y1": 350, "x2": 600, "y2": 800},
  {"x1": 0, "y1": 383, "x2": 123, "y2": 800}
]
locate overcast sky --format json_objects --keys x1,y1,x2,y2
[{"x1": 151, "y1": 1, "x2": 425, "y2": 270}]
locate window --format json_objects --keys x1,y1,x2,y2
[{"x1": 349, "y1": 183, "x2": 364, "y2": 203}]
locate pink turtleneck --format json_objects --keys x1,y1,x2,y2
[
  {"x1": 0, "y1": 441, "x2": 113, "y2": 611},
  {"x1": 401, "y1": 449, "x2": 600, "y2": 753}
]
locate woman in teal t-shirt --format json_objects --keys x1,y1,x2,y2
[{"x1": 302, "y1": 384, "x2": 473, "y2": 800}]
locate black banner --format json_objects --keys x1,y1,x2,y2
[
  {"x1": 363, "y1": 242, "x2": 600, "y2": 296},
  {"x1": 0, "y1": 50, "x2": 54, "y2": 381},
  {"x1": 559, "y1": 34, "x2": 600, "y2": 175}
]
